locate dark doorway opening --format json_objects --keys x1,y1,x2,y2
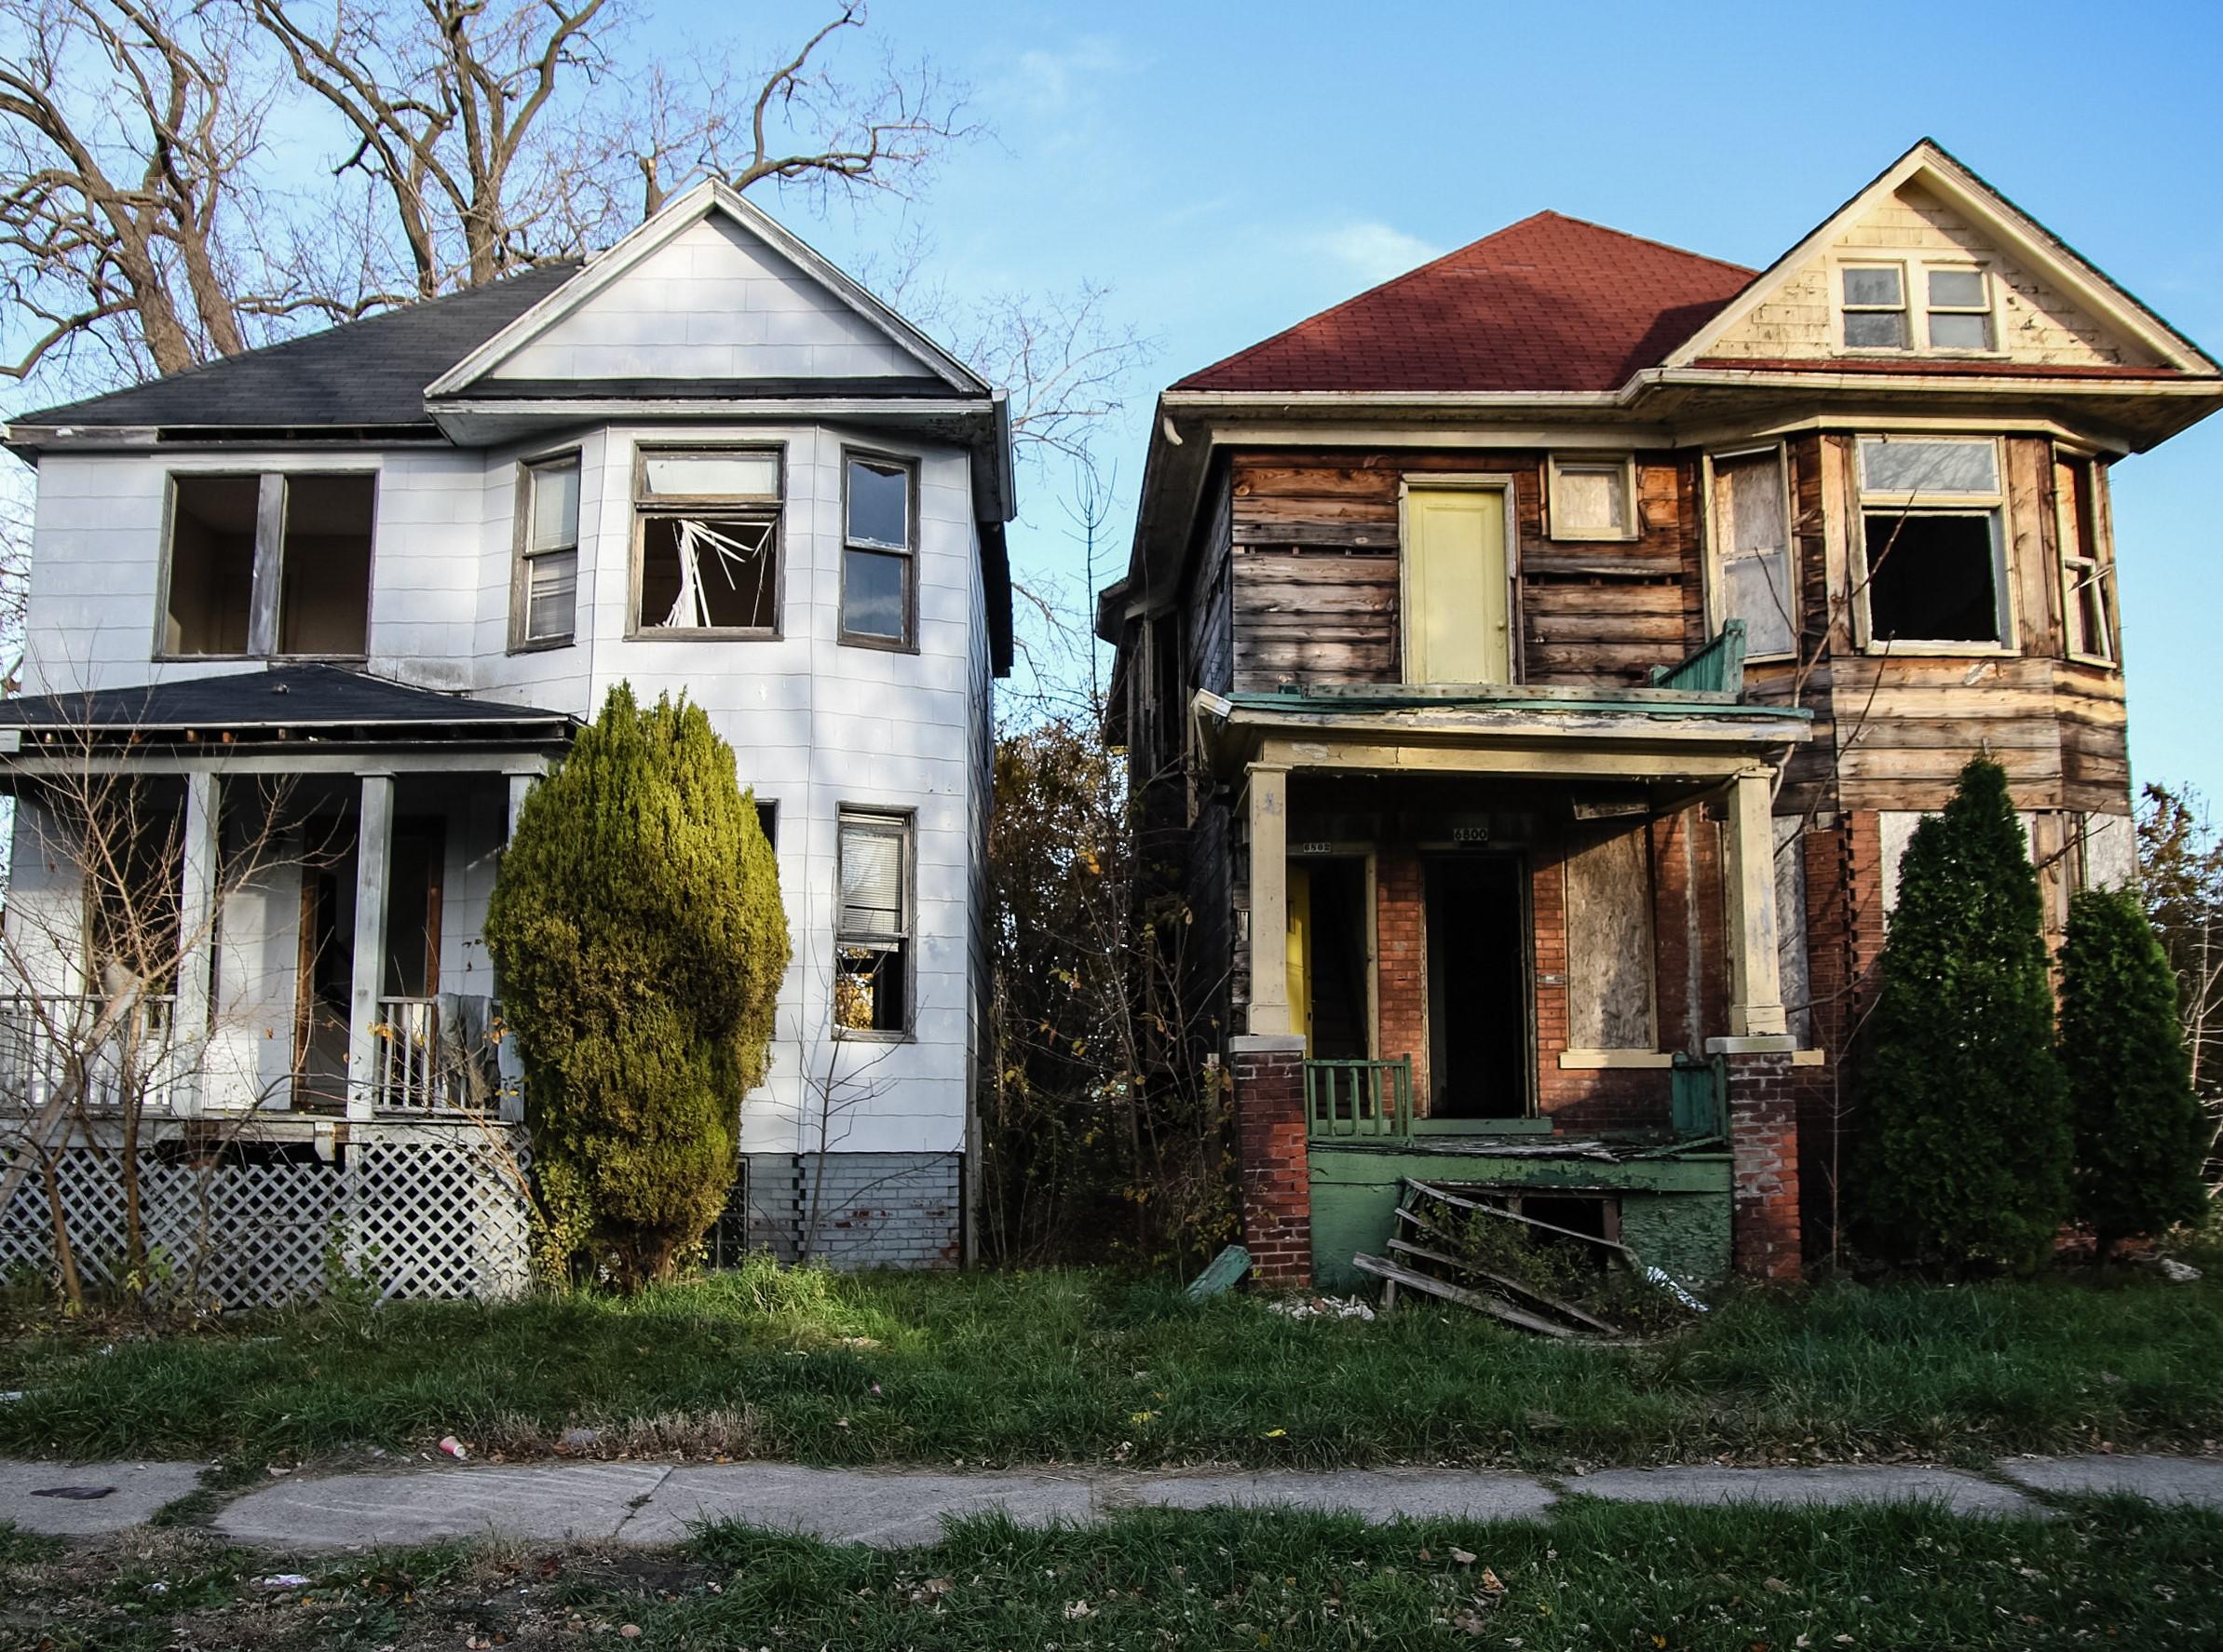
[
  {"x1": 1299, "y1": 857, "x2": 1370, "y2": 1060},
  {"x1": 1425, "y1": 855, "x2": 1530, "y2": 1118}
]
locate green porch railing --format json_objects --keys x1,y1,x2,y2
[
  {"x1": 1305, "y1": 1057, "x2": 1414, "y2": 1139},
  {"x1": 1647, "y1": 618, "x2": 1747, "y2": 696}
]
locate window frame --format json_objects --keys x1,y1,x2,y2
[
  {"x1": 1544, "y1": 453, "x2": 1640, "y2": 543},
  {"x1": 509, "y1": 447, "x2": 583, "y2": 653},
  {"x1": 154, "y1": 465, "x2": 379, "y2": 664},
  {"x1": 1851, "y1": 434, "x2": 2016, "y2": 657},
  {"x1": 1701, "y1": 441, "x2": 1799, "y2": 662},
  {"x1": 627, "y1": 441, "x2": 785, "y2": 641},
  {"x1": 1835, "y1": 255, "x2": 2006, "y2": 357},
  {"x1": 834, "y1": 806, "x2": 915, "y2": 1042},
  {"x1": 1920, "y1": 261, "x2": 1999, "y2": 353},
  {"x1": 2052, "y1": 446, "x2": 2118, "y2": 669},
  {"x1": 837, "y1": 447, "x2": 919, "y2": 652}
]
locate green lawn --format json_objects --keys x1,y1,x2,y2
[
  {"x1": 7, "y1": 1497, "x2": 2221, "y2": 1651},
  {"x1": 4, "y1": 1258, "x2": 2219, "y2": 1471}
]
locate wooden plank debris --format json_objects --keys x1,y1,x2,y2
[{"x1": 1352, "y1": 1253, "x2": 1578, "y2": 1338}]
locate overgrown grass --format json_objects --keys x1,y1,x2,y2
[
  {"x1": 6, "y1": 1500, "x2": 2221, "y2": 1651},
  {"x1": 2, "y1": 1258, "x2": 2218, "y2": 1470}
]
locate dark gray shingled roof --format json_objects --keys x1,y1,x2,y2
[
  {"x1": 0, "y1": 664, "x2": 576, "y2": 740},
  {"x1": 11, "y1": 264, "x2": 583, "y2": 431}
]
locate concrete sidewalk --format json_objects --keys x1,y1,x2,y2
[{"x1": 7, "y1": 1454, "x2": 2222, "y2": 1549}]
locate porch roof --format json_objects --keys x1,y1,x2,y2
[
  {"x1": 1197, "y1": 680, "x2": 1810, "y2": 785},
  {"x1": 0, "y1": 665, "x2": 577, "y2": 760}
]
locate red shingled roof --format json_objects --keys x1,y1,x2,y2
[{"x1": 1174, "y1": 211, "x2": 1756, "y2": 395}]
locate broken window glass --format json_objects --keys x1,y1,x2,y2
[
  {"x1": 164, "y1": 475, "x2": 260, "y2": 655},
  {"x1": 1864, "y1": 514, "x2": 2002, "y2": 643},
  {"x1": 2055, "y1": 457, "x2": 2113, "y2": 661},
  {"x1": 835, "y1": 812, "x2": 909, "y2": 1034},
  {"x1": 637, "y1": 518, "x2": 778, "y2": 631}
]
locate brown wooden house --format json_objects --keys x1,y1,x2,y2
[{"x1": 1098, "y1": 140, "x2": 2223, "y2": 1289}]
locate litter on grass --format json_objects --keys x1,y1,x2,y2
[{"x1": 1268, "y1": 1293, "x2": 1376, "y2": 1321}]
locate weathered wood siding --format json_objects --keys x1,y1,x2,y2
[{"x1": 1225, "y1": 449, "x2": 1704, "y2": 693}]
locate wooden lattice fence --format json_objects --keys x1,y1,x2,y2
[{"x1": 0, "y1": 1122, "x2": 533, "y2": 1307}]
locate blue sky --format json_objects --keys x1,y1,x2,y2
[{"x1": 684, "y1": 0, "x2": 2223, "y2": 800}]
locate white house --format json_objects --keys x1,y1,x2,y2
[{"x1": 0, "y1": 184, "x2": 1013, "y2": 1298}]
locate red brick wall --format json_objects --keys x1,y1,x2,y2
[
  {"x1": 1375, "y1": 845, "x2": 1427, "y2": 1104},
  {"x1": 1230, "y1": 1037, "x2": 1311, "y2": 1284},
  {"x1": 1726, "y1": 1049, "x2": 1801, "y2": 1282}
]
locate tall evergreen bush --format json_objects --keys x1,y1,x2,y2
[
  {"x1": 2059, "y1": 885, "x2": 2209, "y2": 1258},
  {"x1": 486, "y1": 684, "x2": 788, "y2": 1288},
  {"x1": 1855, "y1": 756, "x2": 2070, "y2": 1272}
]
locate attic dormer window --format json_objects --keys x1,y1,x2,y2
[
  {"x1": 1924, "y1": 266, "x2": 1994, "y2": 350},
  {"x1": 630, "y1": 445, "x2": 781, "y2": 637},
  {"x1": 1840, "y1": 265, "x2": 1908, "y2": 350}
]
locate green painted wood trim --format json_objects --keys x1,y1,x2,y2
[{"x1": 1309, "y1": 1146, "x2": 1729, "y2": 1195}]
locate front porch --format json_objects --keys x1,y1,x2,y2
[
  {"x1": 1200, "y1": 631, "x2": 1813, "y2": 1286},
  {"x1": 0, "y1": 666, "x2": 575, "y2": 1304}
]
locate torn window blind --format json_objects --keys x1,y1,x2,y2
[
  {"x1": 638, "y1": 517, "x2": 776, "y2": 630},
  {"x1": 836, "y1": 813, "x2": 909, "y2": 1034},
  {"x1": 1714, "y1": 450, "x2": 1795, "y2": 657},
  {"x1": 1564, "y1": 823, "x2": 1656, "y2": 1049},
  {"x1": 1549, "y1": 457, "x2": 1632, "y2": 539}
]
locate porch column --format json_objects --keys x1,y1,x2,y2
[
  {"x1": 1721, "y1": 767, "x2": 1787, "y2": 1038},
  {"x1": 173, "y1": 769, "x2": 219, "y2": 1117},
  {"x1": 505, "y1": 768, "x2": 538, "y2": 838},
  {"x1": 1244, "y1": 762, "x2": 1292, "y2": 1036},
  {"x1": 346, "y1": 771, "x2": 395, "y2": 1120}
]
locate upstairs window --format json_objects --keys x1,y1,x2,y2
[
  {"x1": 1546, "y1": 454, "x2": 1637, "y2": 541},
  {"x1": 1924, "y1": 266, "x2": 1994, "y2": 350},
  {"x1": 2054, "y1": 454, "x2": 2114, "y2": 664},
  {"x1": 835, "y1": 810, "x2": 911, "y2": 1036},
  {"x1": 1708, "y1": 446, "x2": 1796, "y2": 658},
  {"x1": 840, "y1": 454, "x2": 915, "y2": 646},
  {"x1": 631, "y1": 446, "x2": 780, "y2": 635},
  {"x1": 162, "y1": 471, "x2": 373, "y2": 658},
  {"x1": 1856, "y1": 436, "x2": 2010, "y2": 651},
  {"x1": 1840, "y1": 265, "x2": 1908, "y2": 350},
  {"x1": 514, "y1": 454, "x2": 580, "y2": 648}
]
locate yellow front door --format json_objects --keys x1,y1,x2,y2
[
  {"x1": 1286, "y1": 865, "x2": 1312, "y2": 1051},
  {"x1": 1403, "y1": 486, "x2": 1511, "y2": 684}
]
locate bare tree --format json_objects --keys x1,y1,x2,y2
[{"x1": 0, "y1": 0, "x2": 279, "y2": 382}]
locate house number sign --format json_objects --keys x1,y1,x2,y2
[{"x1": 1452, "y1": 824, "x2": 1492, "y2": 844}]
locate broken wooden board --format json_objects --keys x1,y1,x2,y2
[
  {"x1": 1185, "y1": 1244, "x2": 1252, "y2": 1302},
  {"x1": 1352, "y1": 1253, "x2": 1578, "y2": 1338},
  {"x1": 1406, "y1": 1179, "x2": 1635, "y2": 1258},
  {"x1": 1387, "y1": 1227, "x2": 1620, "y2": 1336}
]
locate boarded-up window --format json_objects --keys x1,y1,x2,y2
[
  {"x1": 1711, "y1": 449, "x2": 1796, "y2": 657},
  {"x1": 1546, "y1": 454, "x2": 1637, "y2": 542},
  {"x1": 1564, "y1": 825, "x2": 1655, "y2": 1049}
]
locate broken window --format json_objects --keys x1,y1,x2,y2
[
  {"x1": 277, "y1": 474, "x2": 373, "y2": 656},
  {"x1": 164, "y1": 475, "x2": 259, "y2": 656},
  {"x1": 841, "y1": 454, "x2": 914, "y2": 645},
  {"x1": 1857, "y1": 437, "x2": 2008, "y2": 649},
  {"x1": 516, "y1": 454, "x2": 580, "y2": 647},
  {"x1": 632, "y1": 446, "x2": 780, "y2": 634},
  {"x1": 2054, "y1": 455, "x2": 2113, "y2": 663},
  {"x1": 164, "y1": 471, "x2": 373, "y2": 658},
  {"x1": 1925, "y1": 266, "x2": 1994, "y2": 350},
  {"x1": 1840, "y1": 264, "x2": 1907, "y2": 349},
  {"x1": 835, "y1": 811, "x2": 910, "y2": 1036},
  {"x1": 1546, "y1": 454, "x2": 1636, "y2": 541},
  {"x1": 1709, "y1": 447, "x2": 1796, "y2": 657}
]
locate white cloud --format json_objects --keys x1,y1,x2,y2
[
  {"x1": 1314, "y1": 221, "x2": 1446, "y2": 285},
  {"x1": 1000, "y1": 36, "x2": 1137, "y2": 120}
]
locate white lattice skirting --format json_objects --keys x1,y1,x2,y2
[{"x1": 0, "y1": 1124, "x2": 534, "y2": 1307}]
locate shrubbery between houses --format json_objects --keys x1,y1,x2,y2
[
  {"x1": 486, "y1": 684, "x2": 788, "y2": 1290},
  {"x1": 1855, "y1": 756, "x2": 2072, "y2": 1273},
  {"x1": 2060, "y1": 886, "x2": 2210, "y2": 1260}
]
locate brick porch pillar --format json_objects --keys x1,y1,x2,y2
[
  {"x1": 1229, "y1": 1032, "x2": 1310, "y2": 1284},
  {"x1": 1712, "y1": 1043, "x2": 1800, "y2": 1282}
]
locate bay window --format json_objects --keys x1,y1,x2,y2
[{"x1": 1856, "y1": 436, "x2": 2011, "y2": 651}]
